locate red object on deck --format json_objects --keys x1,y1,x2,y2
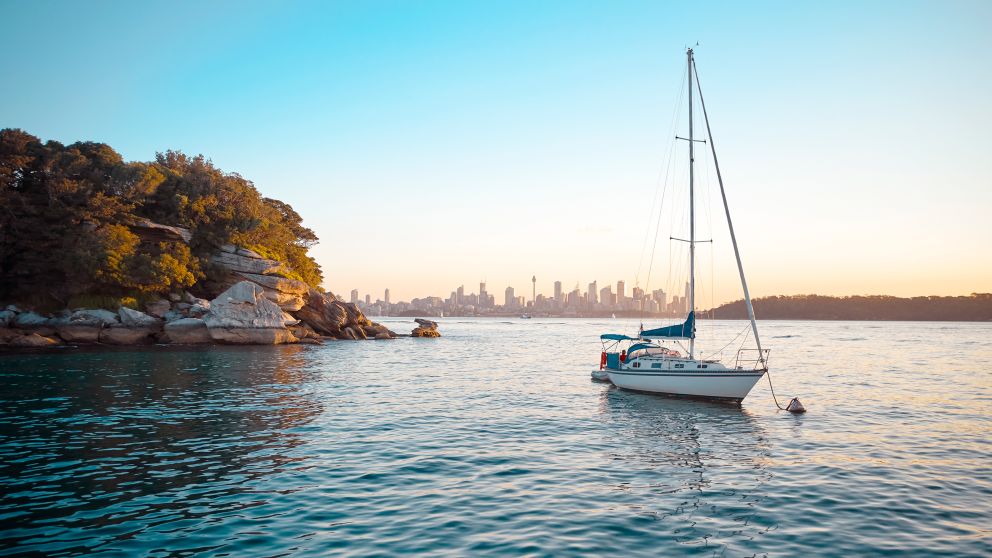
[
  {"x1": 620, "y1": 350, "x2": 627, "y2": 363},
  {"x1": 600, "y1": 351, "x2": 607, "y2": 370}
]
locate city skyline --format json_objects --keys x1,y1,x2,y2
[
  {"x1": 2, "y1": 1, "x2": 989, "y2": 303},
  {"x1": 350, "y1": 276, "x2": 714, "y2": 317}
]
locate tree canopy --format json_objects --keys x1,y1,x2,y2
[{"x1": 0, "y1": 129, "x2": 322, "y2": 305}]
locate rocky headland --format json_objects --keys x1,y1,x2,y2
[
  {"x1": 0, "y1": 129, "x2": 443, "y2": 348},
  {"x1": 0, "y1": 228, "x2": 400, "y2": 348}
]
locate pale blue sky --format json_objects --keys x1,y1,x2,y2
[{"x1": 2, "y1": 1, "x2": 990, "y2": 303}]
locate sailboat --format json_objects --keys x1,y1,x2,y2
[{"x1": 596, "y1": 49, "x2": 768, "y2": 403}]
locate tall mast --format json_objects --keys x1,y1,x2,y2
[
  {"x1": 692, "y1": 59, "x2": 765, "y2": 367},
  {"x1": 687, "y1": 48, "x2": 696, "y2": 360}
]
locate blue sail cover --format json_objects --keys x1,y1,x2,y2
[{"x1": 641, "y1": 311, "x2": 695, "y2": 339}]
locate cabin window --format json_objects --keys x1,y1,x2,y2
[
  {"x1": 701, "y1": 365, "x2": 708, "y2": 369},
  {"x1": 652, "y1": 363, "x2": 662, "y2": 369},
  {"x1": 674, "y1": 364, "x2": 684, "y2": 369},
  {"x1": 632, "y1": 362, "x2": 640, "y2": 368}
]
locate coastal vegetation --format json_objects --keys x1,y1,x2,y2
[
  {"x1": 0, "y1": 128, "x2": 321, "y2": 309},
  {"x1": 710, "y1": 294, "x2": 992, "y2": 321},
  {"x1": 0, "y1": 129, "x2": 406, "y2": 347}
]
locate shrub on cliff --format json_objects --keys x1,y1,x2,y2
[{"x1": 0, "y1": 128, "x2": 322, "y2": 303}]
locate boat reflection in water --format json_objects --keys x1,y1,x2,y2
[{"x1": 598, "y1": 387, "x2": 775, "y2": 553}]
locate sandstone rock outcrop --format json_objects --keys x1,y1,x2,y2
[
  {"x1": 13, "y1": 311, "x2": 49, "y2": 328},
  {"x1": 130, "y1": 218, "x2": 192, "y2": 244},
  {"x1": 0, "y1": 232, "x2": 399, "y2": 347},
  {"x1": 202, "y1": 281, "x2": 298, "y2": 344},
  {"x1": 294, "y1": 289, "x2": 347, "y2": 334},
  {"x1": 236, "y1": 272, "x2": 308, "y2": 311},
  {"x1": 100, "y1": 326, "x2": 159, "y2": 345},
  {"x1": 119, "y1": 307, "x2": 159, "y2": 327},
  {"x1": 145, "y1": 299, "x2": 171, "y2": 318},
  {"x1": 291, "y1": 288, "x2": 394, "y2": 340},
  {"x1": 51, "y1": 309, "x2": 121, "y2": 343},
  {"x1": 210, "y1": 245, "x2": 286, "y2": 276},
  {"x1": 411, "y1": 318, "x2": 441, "y2": 338},
  {"x1": 164, "y1": 318, "x2": 212, "y2": 344},
  {"x1": 11, "y1": 333, "x2": 60, "y2": 347}
]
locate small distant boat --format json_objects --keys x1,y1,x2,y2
[
  {"x1": 520, "y1": 314, "x2": 532, "y2": 319},
  {"x1": 594, "y1": 49, "x2": 768, "y2": 403}
]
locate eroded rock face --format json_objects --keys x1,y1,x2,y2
[
  {"x1": 294, "y1": 289, "x2": 348, "y2": 335},
  {"x1": 145, "y1": 299, "x2": 171, "y2": 318},
  {"x1": 262, "y1": 291, "x2": 305, "y2": 312},
  {"x1": 118, "y1": 307, "x2": 159, "y2": 327},
  {"x1": 202, "y1": 281, "x2": 297, "y2": 344},
  {"x1": 236, "y1": 273, "x2": 308, "y2": 295},
  {"x1": 164, "y1": 318, "x2": 212, "y2": 344},
  {"x1": 210, "y1": 250, "x2": 285, "y2": 276},
  {"x1": 11, "y1": 333, "x2": 60, "y2": 347},
  {"x1": 100, "y1": 326, "x2": 159, "y2": 345},
  {"x1": 69, "y1": 309, "x2": 120, "y2": 326},
  {"x1": 130, "y1": 218, "x2": 192, "y2": 244},
  {"x1": 412, "y1": 318, "x2": 441, "y2": 338},
  {"x1": 362, "y1": 323, "x2": 395, "y2": 340},
  {"x1": 13, "y1": 311, "x2": 49, "y2": 328},
  {"x1": 56, "y1": 325, "x2": 102, "y2": 343},
  {"x1": 289, "y1": 323, "x2": 320, "y2": 340},
  {"x1": 292, "y1": 288, "x2": 394, "y2": 340},
  {"x1": 0, "y1": 328, "x2": 21, "y2": 344},
  {"x1": 209, "y1": 327, "x2": 297, "y2": 344}
]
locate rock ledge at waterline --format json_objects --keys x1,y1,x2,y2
[{"x1": 0, "y1": 280, "x2": 414, "y2": 347}]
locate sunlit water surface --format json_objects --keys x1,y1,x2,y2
[{"x1": 1, "y1": 319, "x2": 990, "y2": 557}]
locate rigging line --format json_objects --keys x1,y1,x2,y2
[
  {"x1": 643, "y1": 129, "x2": 679, "y2": 297},
  {"x1": 703, "y1": 323, "x2": 750, "y2": 360},
  {"x1": 635, "y1": 64, "x2": 687, "y2": 290}
]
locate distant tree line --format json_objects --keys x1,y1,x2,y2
[
  {"x1": 710, "y1": 294, "x2": 992, "y2": 321},
  {"x1": 0, "y1": 128, "x2": 321, "y2": 308}
]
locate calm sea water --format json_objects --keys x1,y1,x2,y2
[{"x1": 0, "y1": 318, "x2": 989, "y2": 557}]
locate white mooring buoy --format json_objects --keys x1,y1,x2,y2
[{"x1": 786, "y1": 397, "x2": 806, "y2": 414}]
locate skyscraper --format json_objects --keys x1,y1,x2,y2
[
  {"x1": 653, "y1": 289, "x2": 667, "y2": 311},
  {"x1": 600, "y1": 285, "x2": 613, "y2": 307},
  {"x1": 532, "y1": 275, "x2": 536, "y2": 303},
  {"x1": 617, "y1": 280, "x2": 625, "y2": 300},
  {"x1": 554, "y1": 281, "x2": 562, "y2": 302},
  {"x1": 364, "y1": 294, "x2": 370, "y2": 305},
  {"x1": 505, "y1": 286, "x2": 515, "y2": 308},
  {"x1": 479, "y1": 281, "x2": 487, "y2": 306},
  {"x1": 457, "y1": 285, "x2": 465, "y2": 305},
  {"x1": 350, "y1": 289, "x2": 359, "y2": 304},
  {"x1": 384, "y1": 288, "x2": 390, "y2": 305},
  {"x1": 588, "y1": 281, "x2": 598, "y2": 305}
]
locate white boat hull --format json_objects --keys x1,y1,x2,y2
[{"x1": 607, "y1": 365, "x2": 765, "y2": 402}]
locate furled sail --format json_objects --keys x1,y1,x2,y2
[{"x1": 640, "y1": 311, "x2": 695, "y2": 339}]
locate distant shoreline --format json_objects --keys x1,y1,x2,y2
[
  {"x1": 373, "y1": 315, "x2": 992, "y2": 323},
  {"x1": 368, "y1": 293, "x2": 992, "y2": 322}
]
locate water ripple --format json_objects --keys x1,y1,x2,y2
[{"x1": 1, "y1": 321, "x2": 990, "y2": 556}]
